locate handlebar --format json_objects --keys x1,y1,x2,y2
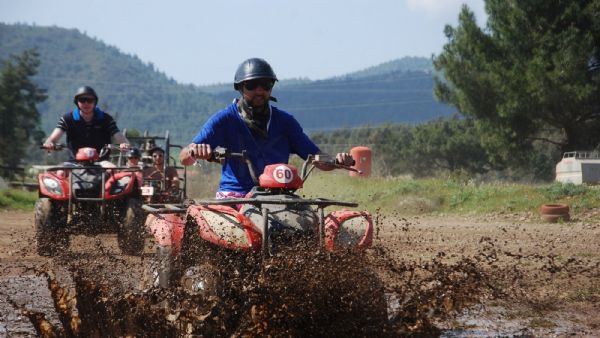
[
  {"x1": 205, "y1": 147, "x2": 360, "y2": 183},
  {"x1": 40, "y1": 143, "x2": 66, "y2": 151}
]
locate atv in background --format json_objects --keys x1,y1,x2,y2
[
  {"x1": 124, "y1": 130, "x2": 188, "y2": 285},
  {"x1": 35, "y1": 144, "x2": 145, "y2": 256},
  {"x1": 123, "y1": 130, "x2": 187, "y2": 204}
]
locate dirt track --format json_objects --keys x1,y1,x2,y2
[{"x1": 1, "y1": 209, "x2": 599, "y2": 336}]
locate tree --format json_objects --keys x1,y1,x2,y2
[
  {"x1": 0, "y1": 49, "x2": 47, "y2": 170},
  {"x1": 434, "y1": 0, "x2": 600, "y2": 159},
  {"x1": 402, "y1": 117, "x2": 490, "y2": 177}
]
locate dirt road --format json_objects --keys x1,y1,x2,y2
[{"x1": 1, "y1": 209, "x2": 599, "y2": 336}]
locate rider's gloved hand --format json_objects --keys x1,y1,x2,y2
[
  {"x1": 187, "y1": 143, "x2": 212, "y2": 160},
  {"x1": 335, "y1": 152, "x2": 354, "y2": 166}
]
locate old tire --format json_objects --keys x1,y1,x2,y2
[
  {"x1": 118, "y1": 197, "x2": 145, "y2": 256},
  {"x1": 540, "y1": 203, "x2": 570, "y2": 223},
  {"x1": 35, "y1": 198, "x2": 69, "y2": 257},
  {"x1": 540, "y1": 203, "x2": 569, "y2": 215}
]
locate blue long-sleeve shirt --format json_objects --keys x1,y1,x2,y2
[{"x1": 192, "y1": 101, "x2": 320, "y2": 193}]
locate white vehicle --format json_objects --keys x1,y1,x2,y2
[{"x1": 555, "y1": 151, "x2": 600, "y2": 185}]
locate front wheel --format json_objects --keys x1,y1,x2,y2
[
  {"x1": 35, "y1": 198, "x2": 69, "y2": 257},
  {"x1": 142, "y1": 245, "x2": 175, "y2": 288},
  {"x1": 118, "y1": 197, "x2": 145, "y2": 256}
]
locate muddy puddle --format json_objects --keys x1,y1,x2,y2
[
  {"x1": 1, "y1": 214, "x2": 599, "y2": 337},
  {"x1": 1, "y1": 247, "x2": 504, "y2": 337}
]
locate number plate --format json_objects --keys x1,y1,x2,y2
[{"x1": 141, "y1": 186, "x2": 154, "y2": 196}]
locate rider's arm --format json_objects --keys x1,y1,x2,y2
[
  {"x1": 42, "y1": 128, "x2": 65, "y2": 149},
  {"x1": 112, "y1": 131, "x2": 130, "y2": 151}
]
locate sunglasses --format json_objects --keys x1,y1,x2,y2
[
  {"x1": 77, "y1": 97, "x2": 95, "y2": 104},
  {"x1": 244, "y1": 79, "x2": 274, "y2": 91}
]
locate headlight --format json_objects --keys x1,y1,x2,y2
[
  {"x1": 111, "y1": 176, "x2": 132, "y2": 194},
  {"x1": 43, "y1": 178, "x2": 63, "y2": 196}
]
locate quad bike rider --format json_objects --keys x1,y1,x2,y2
[
  {"x1": 123, "y1": 130, "x2": 187, "y2": 204},
  {"x1": 35, "y1": 144, "x2": 145, "y2": 256},
  {"x1": 37, "y1": 86, "x2": 145, "y2": 256}
]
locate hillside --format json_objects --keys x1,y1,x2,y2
[
  {"x1": 0, "y1": 23, "x2": 455, "y2": 141},
  {"x1": 0, "y1": 23, "x2": 221, "y2": 144}
]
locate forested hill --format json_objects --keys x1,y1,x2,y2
[
  {"x1": 1, "y1": 23, "x2": 455, "y2": 142},
  {"x1": 0, "y1": 23, "x2": 221, "y2": 144}
]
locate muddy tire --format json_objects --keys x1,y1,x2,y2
[
  {"x1": 180, "y1": 263, "x2": 222, "y2": 297},
  {"x1": 180, "y1": 220, "x2": 222, "y2": 297},
  {"x1": 35, "y1": 198, "x2": 69, "y2": 257},
  {"x1": 540, "y1": 203, "x2": 570, "y2": 223},
  {"x1": 143, "y1": 245, "x2": 174, "y2": 288},
  {"x1": 118, "y1": 197, "x2": 145, "y2": 256}
]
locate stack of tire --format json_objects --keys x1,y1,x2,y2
[{"x1": 540, "y1": 203, "x2": 570, "y2": 223}]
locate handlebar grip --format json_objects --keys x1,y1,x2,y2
[
  {"x1": 334, "y1": 159, "x2": 356, "y2": 166},
  {"x1": 40, "y1": 144, "x2": 65, "y2": 151}
]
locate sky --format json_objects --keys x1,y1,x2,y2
[{"x1": 0, "y1": 0, "x2": 486, "y2": 86}]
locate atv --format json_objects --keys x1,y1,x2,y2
[
  {"x1": 35, "y1": 144, "x2": 145, "y2": 256},
  {"x1": 142, "y1": 147, "x2": 376, "y2": 286},
  {"x1": 142, "y1": 148, "x2": 387, "y2": 332},
  {"x1": 122, "y1": 130, "x2": 187, "y2": 204}
]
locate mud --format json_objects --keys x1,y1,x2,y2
[{"x1": 1, "y1": 210, "x2": 600, "y2": 336}]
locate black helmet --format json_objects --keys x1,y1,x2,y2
[
  {"x1": 127, "y1": 147, "x2": 141, "y2": 159},
  {"x1": 233, "y1": 58, "x2": 278, "y2": 90},
  {"x1": 73, "y1": 86, "x2": 98, "y2": 104}
]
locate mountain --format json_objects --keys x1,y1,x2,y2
[
  {"x1": 0, "y1": 23, "x2": 456, "y2": 141},
  {"x1": 0, "y1": 23, "x2": 221, "y2": 144}
]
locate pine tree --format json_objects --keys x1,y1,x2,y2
[{"x1": 0, "y1": 49, "x2": 47, "y2": 172}]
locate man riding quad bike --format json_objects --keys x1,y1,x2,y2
[
  {"x1": 35, "y1": 144, "x2": 145, "y2": 256},
  {"x1": 142, "y1": 148, "x2": 387, "y2": 334}
]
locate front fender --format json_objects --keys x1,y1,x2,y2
[
  {"x1": 104, "y1": 172, "x2": 137, "y2": 200},
  {"x1": 186, "y1": 204, "x2": 261, "y2": 252}
]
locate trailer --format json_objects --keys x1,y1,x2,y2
[{"x1": 555, "y1": 151, "x2": 600, "y2": 185}]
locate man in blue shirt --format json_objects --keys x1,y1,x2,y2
[{"x1": 180, "y1": 58, "x2": 352, "y2": 197}]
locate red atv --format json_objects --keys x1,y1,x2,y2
[
  {"x1": 35, "y1": 144, "x2": 145, "y2": 256},
  {"x1": 122, "y1": 130, "x2": 188, "y2": 204},
  {"x1": 142, "y1": 147, "x2": 375, "y2": 291}
]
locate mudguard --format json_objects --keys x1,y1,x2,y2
[
  {"x1": 38, "y1": 172, "x2": 70, "y2": 200},
  {"x1": 104, "y1": 171, "x2": 138, "y2": 200},
  {"x1": 145, "y1": 213, "x2": 186, "y2": 254},
  {"x1": 186, "y1": 204, "x2": 262, "y2": 252},
  {"x1": 325, "y1": 210, "x2": 373, "y2": 251}
]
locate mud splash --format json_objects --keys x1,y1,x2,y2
[
  {"x1": 10, "y1": 243, "x2": 501, "y2": 337},
  {"x1": 4, "y1": 214, "x2": 599, "y2": 336}
]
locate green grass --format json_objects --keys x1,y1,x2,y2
[
  {"x1": 0, "y1": 189, "x2": 38, "y2": 210},
  {"x1": 180, "y1": 164, "x2": 600, "y2": 216},
  {"x1": 299, "y1": 173, "x2": 600, "y2": 215}
]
